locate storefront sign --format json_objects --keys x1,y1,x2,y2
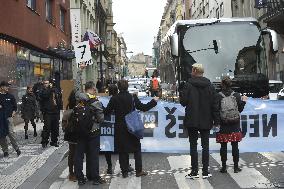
[
  {"x1": 74, "y1": 41, "x2": 93, "y2": 67},
  {"x1": 99, "y1": 97, "x2": 284, "y2": 153},
  {"x1": 70, "y1": 9, "x2": 81, "y2": 45}
]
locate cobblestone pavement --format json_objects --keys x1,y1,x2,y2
[{"x1": 0, "y1": 119, "x2": 67, "y2": 189}]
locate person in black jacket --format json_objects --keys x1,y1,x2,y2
[
  {"x1": 179, "y1": 63, "x2": 219, "y2": 179},
  {"x1": 216, "y1": 76, "x2": 247, "y2": 174},
  {"x1": 0, "y1": 81, "x2": 21, "y2": 157},
  {"x1": 39, "y1": 79, "x2": 63, "y2": 148},
  {"x1": 62, "y1": 89, "x2": 77, "y2": 182},
  {"x1": 104, "y1": 79, "x2": 158, "y2": 178},
  {"x1": 21, "y1": 86, "x2": 37, "y2": 139}
]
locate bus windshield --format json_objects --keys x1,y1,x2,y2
[{"x1": 181, "y1": 21, "x2": 266, "y2": 82}]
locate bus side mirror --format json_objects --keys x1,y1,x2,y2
[
  {"x1": 261, "y1": 29, "x2": 278, "y2": 53},
  {"x1": 170, "y1": 33, "x2": 179, "y2": 57}
]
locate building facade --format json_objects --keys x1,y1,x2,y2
[
  {"x1": 128, "y1": 53, "x2": 151, "y2": 77},
  {"x1": 190, "y1": 0, "x2": 232, "y2": 19},
  {"x1": 0, "y1": 0, "x2": 72, "y2": 99},
  {"x1": 70, "y1": 0, "x2": 116, "y2": 86}
]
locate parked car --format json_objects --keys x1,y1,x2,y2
[
  {"x1": 277, "y1": 88, "x2": 284, "y2": 100},
  {"x1": 269, "y1": 80, "x2": 283, "y2": 100}
]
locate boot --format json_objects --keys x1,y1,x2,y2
[
  {"x1": 24, "y1": 129, "x2": 28, "y2": 139},
  {"x1": 233, "y1": 156, "x2": 241, "y2": 173},
  {"x1": 33, "y1": 126, "x2": 37, "y2": 137},
  {"x1": 107, "y1": 165, "x2": 113, "y2": 174},
  {"x1": 220, "y1": 147, "x2": 227, "y2": 173}
]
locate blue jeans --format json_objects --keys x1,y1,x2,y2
[{"x1": 74, "y1": 136, "x2": 100, "y2": 181}]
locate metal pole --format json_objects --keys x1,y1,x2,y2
[{"x1": 100, "y1": 43, "x2": 103, "y2": 88}]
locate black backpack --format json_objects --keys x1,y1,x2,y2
[{"x1": 72, "y1": 99, "x2": 99, "y2": 138}]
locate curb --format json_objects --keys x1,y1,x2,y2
[{"x1": 18, "y1": 142, "x2": 69, "y2": 189}]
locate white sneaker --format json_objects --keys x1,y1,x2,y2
[{"x1": 202, "y1": 172, "x2": 212, "y2": 179}]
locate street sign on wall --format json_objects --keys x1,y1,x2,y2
[
  {"x1": 74, "y1": 41, "x2": 93, "y2": 68},
  {"x1": 70, "y1": 9, "x2": 81, "y2": 45}
]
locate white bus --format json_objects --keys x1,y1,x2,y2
[{"x1": 160, "y1": 18, "x2": 278, "y2": 98}]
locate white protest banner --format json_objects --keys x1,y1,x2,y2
[
  {"x1": 70, "y1": 9, "x2": 81, "y2": 45},
  {"x1": 74, "y1": 41, "x2": 93, "y2": 68},
  {"x1": 99, "y1": 97, "x2": 284, "y2": 153}
]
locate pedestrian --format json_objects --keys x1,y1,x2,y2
[
  {"x1": 21, "y1": 85, "x2": 37, "y2": 139},
  {"x1": 179, "y1": 63, "x2": 219, "y2": 179},
  {"x1": 216, "y1": 76, "x2": 247, "y2": 173},
  {"x1": 74, "y1": 65, "x2": 106, "y2": 186},
  {"x1": 33, "y1": 78, "x2": 44, "y2": 123},
  {"x1": 0, "y1": 95, "x2": 9, "y2": 157},
  {"x1": 62, "y1": 89, "x2": 77, "y2": 182},
  {"x1": 104, "y1": 79, "x2": 158, "y2": 178},
  {"x1": 149, "y1": 75, "x2": 160, "y2": 97},
  {"x1": 103, "y1": 84, "x2": 118, "y2": 174},
  {"x1": 0, "y1": 81, "x2": 21, "y2": 157},
  {"x1": 39, "y1": 79, "x2": 63, "y2": 148},
  {"x1": 96, "y1": 79, "x2": 103, "y2": 93}
]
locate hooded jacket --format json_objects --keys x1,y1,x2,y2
[
  {"x1": 180, "y1": 76, "x2": 219, "y2": 130},
  {"x1": 74, "y1": 70, "x2": 104, "y2": 138}
]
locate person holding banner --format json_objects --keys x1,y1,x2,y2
[
  {"x1": 216, "y1": 76, "x2": 247, "y2": 174},
  {"x1": 179, "y1": 63, "x2": 219, "y2": 179},
  {"x1": 104, "y1": 80, "x2": 158, "y2": 178}
]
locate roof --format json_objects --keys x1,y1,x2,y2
[{"x1": 162, "y1": 17, "x2": 259, "y2": 43}]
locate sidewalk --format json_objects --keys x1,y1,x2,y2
[{"x1": 0, "y1": 118, "x2": 68, "y2": 189}]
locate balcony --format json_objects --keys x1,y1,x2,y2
[{"x1": 260, "y1": 0, "x2": 284, "y2": 34}]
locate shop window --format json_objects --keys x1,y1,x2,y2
[
  {"x1": 60, "y1": 8, "x2": 66, "y2": 31},
  {"x1": 46, "y1": 0, "x2": 53, "y2": 23},
  {"x1": 27, "y1": 0, "x2": 36, "y2": 10}
]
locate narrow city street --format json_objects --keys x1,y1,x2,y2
[
  {"x1": 1, "y1": 0, "x2": 284, "y2": 188},
  {"x1": 0, "y1": 122, "x2": 282, "y2": 189}
]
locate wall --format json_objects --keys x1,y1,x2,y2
[{"x1": 0, "y1": 0, "x2": 71, "y2": 51}]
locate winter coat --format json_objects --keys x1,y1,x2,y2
[
  {"x1": 39, "y1": 87, "x2": 63, "y2": 114},
  {"x1": 0, "y1": 93, "x2": 17, "y2": 118},
  {"x1": 104, "y1": 91, "x2": 157, "y2": 153},
  {"x1": 0, "y1": 102, "x2": 8, "y2": 138},
  {"x1": 21, "y1": 93, "x2": 37, "y2": 120},
  {"x1": 74, "y1": 70, "x2": 104, "y2": 139},
  {"x1": 216, "y1": 89, "x2": 246, "y2": 134},
  {"x1": 179, "y1": 76, "x2": 219, "y2": 130}
]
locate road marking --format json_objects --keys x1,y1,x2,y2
[
  {"x1": 49, "y1": 181, "x2": 64, "y2": 189},
  {"x1": 260, "y1": 152, "x2": 284, "y2": 162},
  {"x1": 167, "y1": 155, "x2": 213, "y2": 189},
  {"x1": 211, "y1": 153, "x2": 273, "y2": 188},
  {"x1": 109, "y1": 159, "x2": 141, "y2": 189}
]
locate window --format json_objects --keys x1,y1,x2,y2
[
  {"x1": 216, "y1": 7, "x2": 220, "y2": 18},
  {"x1": 46, "y1": 0, "x2": 52, "y2": 22},
  {"x1": 60, "y1": 8, "x2": 65, "y2": 31},
  {"x1": 26, "y1": 0, "x2": 36, "y2": 10},
  {"x1": 220, "y1": 2, "x2": 224, "y2": 17}
]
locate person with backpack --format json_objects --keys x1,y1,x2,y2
[
  {"x1": 73, "y1": 65, "x2": 106, "y2": 186},
  {"x1": 61, "y1": 89, "x2": 77, "y2": 182},
  {"x1": 179, "y1": 63, "x2": 219, "y2": 179},
  {"x1": 216, "y1": 76, "x2": 247, "y2": 174},
  {"x1": 149, "y1": 75, "x2": 160, "y2": 97},
  {"x1": 21, "y1": 85, "x2": 37, "y2": 139}
]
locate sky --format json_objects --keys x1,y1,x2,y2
[{"x1": 112, "y1": 0, "x2": 167, "y2": 56}]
